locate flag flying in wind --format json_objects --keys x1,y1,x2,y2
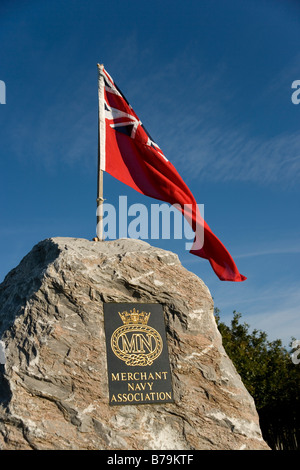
[{"x1": 98, "y1": 65, "x2": 246, "y2": 282}]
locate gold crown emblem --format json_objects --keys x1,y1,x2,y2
[{"x1": 118, "y1": 308, "x2": 151, "y2": 325}]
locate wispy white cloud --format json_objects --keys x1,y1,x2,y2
[
  {"x1": 170, "y1": 124, "x2": 300, "y2": 186},
  {"x1": 235, "y1": 245, "x2": 300, "y2": 259},
  {"x1": 265, "y1": 52, "x2": 300, "y2": 97},
  {"x1": 136, "y1": 53, "x2": 300, "y2": 187},
  {"x1": 211, "y1": 282, "x2": 300, "y2": 347},
  {"x1": 250, "y1": 305, "x2": 300, "y2": 347}
]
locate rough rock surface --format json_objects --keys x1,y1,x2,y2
[{"x1": 0, "y1": 237, "x2": 269, "y2": 450}]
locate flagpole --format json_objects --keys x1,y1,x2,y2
[{"x1": 96, "y1": 63, "x2": 105, "y2": 241}]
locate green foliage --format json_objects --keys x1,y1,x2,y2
[
  {"x1": 214, "y1": 308, "x2": 296, "y2": 409},
  {"x1": 214, "y1": 308, "x2": 300, "y2": 449}
]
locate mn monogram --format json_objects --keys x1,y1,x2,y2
[
  {"x1": 104, "y1": 303, "x2": 174, "y2": 405},
  {"x1": 111, "y1": 308, "x2": 163, "y2": 366}
]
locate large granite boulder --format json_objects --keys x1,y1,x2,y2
[{"x1": 0, "y1": 237, "x2": 269, "y2": 450}]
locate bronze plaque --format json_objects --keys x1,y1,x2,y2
[{"x1": 104, "y1": 303, "x2": 174, "y2": 406}]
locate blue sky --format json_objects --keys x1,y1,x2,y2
[{"x1": 1, "y1": 0, "x2": 300, "y2": 347}]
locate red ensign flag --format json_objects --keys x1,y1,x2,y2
[{"x1": 98, "y1": 66, "x2": 246, "y2": 282}]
